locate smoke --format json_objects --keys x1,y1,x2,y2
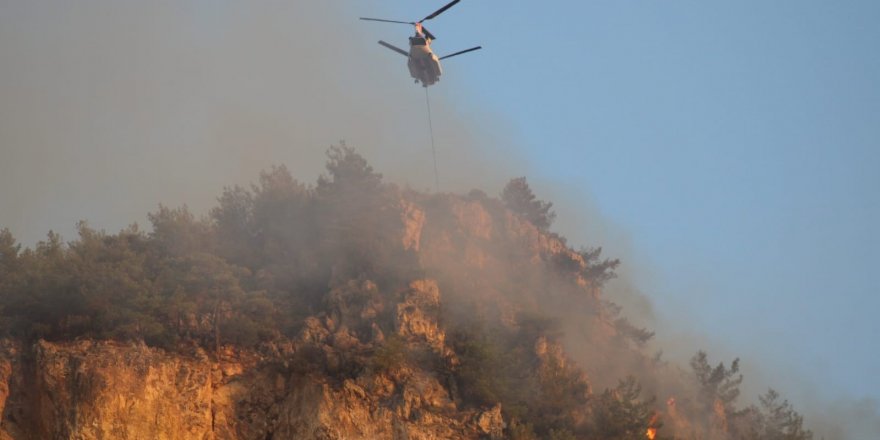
[
  {"x1": 0, "y1": 1, "x2": 523, "y2": 245},
  {"x1": 525, "y1": 176, "x2": 880, "y2": 438},
  {"x1": 3, "y1": 2, "x2": 878, "y2": 438}
]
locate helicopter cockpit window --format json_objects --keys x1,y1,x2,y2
[{"x1": 409, "y1": 37, "x2": 427, "y2": 46}]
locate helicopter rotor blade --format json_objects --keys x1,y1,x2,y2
[
  {"x1": 439, "y1": 46, "x2": 482, "y2": 60},
  {"x1": 420, "y1": 0, "x2": 461, "y2": 22},
  {"x1": 359, "y1": 17, "x2": 415, "y2": 25},
  {"x1": 377, "y1": 40, "x2": 409, "y2": 57}
]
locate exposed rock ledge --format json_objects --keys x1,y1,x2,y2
[{"x1": 0, "y1": 280, "x2": 504, "y2": 440}]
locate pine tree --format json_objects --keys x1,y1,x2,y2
[{"x1": 501, "y1": 177, "x2": 555, "y2": 230}]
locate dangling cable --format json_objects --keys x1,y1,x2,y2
[{"x1": 424, "y1": 87, "x2": 440, "y2": 192}]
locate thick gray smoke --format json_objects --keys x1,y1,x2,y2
[{"x1": 0, "y1": 1, "x2": 524, "y2": 245}]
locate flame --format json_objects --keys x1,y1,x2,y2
[{"x1": 646, "y1": 412, "x2": 660, "y2": 439}]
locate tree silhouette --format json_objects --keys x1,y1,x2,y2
[{"x1": 501, "y1": 177, "x2": 555, "y2": 230}]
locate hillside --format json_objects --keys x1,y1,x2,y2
[{"x1": 0, "y1": 146, "x2": 812, "y2": 439}]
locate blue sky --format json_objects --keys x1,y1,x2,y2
[{"x1": 358, "y1": 0, "x2": 880, "y2": 403}]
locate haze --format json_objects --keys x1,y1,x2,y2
[
  {"x1": 0, "y1": 1, "x2": 523, "y2": 246},
  {"x1": 2, "y1": 1, "x2": 878, "y2": 438}
]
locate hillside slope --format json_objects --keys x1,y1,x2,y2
[{"x1": 0, "y1": 147, "x2": 812, "y2": 439}]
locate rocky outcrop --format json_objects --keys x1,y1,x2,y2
[
  {"x1": 396, "y1": 280, "x2": 444, "y2": 349},
  {"x1": 451, "y1": 201, "x2": 494, "y2": 241},
  {"x1": 0, "y1": 278, "x2": 504, "y2": 440},
  {"x1": 24, "y1": 340, "x2": 215, "y2": 440},
  {"x1": 271, "y1": 373, "x2": 496, "y2": 440},
  {"x1": 0, "y1": 351, "x2": 12, "y2": 440},
  {"x1": 400, "y1": 199, "x2": 426, "y2": 252},
  {"x1": 0, "y1": 342, "x2": 503, "y2": 440}
]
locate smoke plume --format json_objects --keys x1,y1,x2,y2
[{"x1": 0, "y1": 1, "x2": 524, "y2": 245}]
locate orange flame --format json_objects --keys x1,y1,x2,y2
[{"x1": 646, "y1": 412, "x2": 660, "y2": 439}]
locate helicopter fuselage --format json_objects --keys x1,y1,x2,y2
[{"x1": 407, "y1": 37, "x2": 442, "y2": 87}]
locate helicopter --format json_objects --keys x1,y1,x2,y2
[{"x1": 360, "y1": 0, "x2": 482, "y2": 87}]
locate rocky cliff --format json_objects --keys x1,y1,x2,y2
[{"x1": 0, "y1": 280, "x2": 508, "y2": 440}]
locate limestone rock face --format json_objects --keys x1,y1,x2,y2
[
  {"x1": 396, "y1": 280, "x2": 444, "y2": 349},
  {"x1": 0, "y1": 338, "x2": 500, "y2": 440},
  {"x1": 400, "y1": 199, "x2": 426, "y2": 252},
  {"x1": 0, "y1": 277, "x2": 504, "y2": 440},
  {"x1": 451, "y1": 201, "x2": 493, "y2": 240},
  {"x1": 0, "y1": 359, "x2": 10, "y2": 422},
  {"x1": 476, "y1": 404, "x2": 504, "y2": 439},
  {"x1": 0, "y1": 351, "x2": 12, "y2": 440},
  {"x1": 23, "y1": 340, "x2": 213, "y2": 440}
]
